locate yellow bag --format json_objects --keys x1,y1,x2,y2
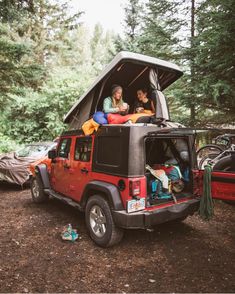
[
  {"x1": 144, "y1": 110, "x2": 154, "y2": 115},
  {"x1": 129, "y1": 113, "x2": 153, "y2": 123},
  {"x1": 82, "y1": 118, "x2": 99, "y2": 135}
]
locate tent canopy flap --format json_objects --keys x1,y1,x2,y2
[{"x1": 64, "y1": 51, "x2": 183, "y2": 128}]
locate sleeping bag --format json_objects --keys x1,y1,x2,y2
[
  {"x1": 93, "y1": 111, "x2": 108, "y2": 125},
  {"x1": 107, "y1": 113, "x2": 132, "y2": 124},
  {"x1": 129, "y1": 113, "x2": 153, "y2": 123}
]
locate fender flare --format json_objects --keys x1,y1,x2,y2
[
  {"x1": 35, "y1": 164, "x2": 51, "y2": 189},
  {"x1": 81, "y1": 180, "x2": 124, "y2": 211}
]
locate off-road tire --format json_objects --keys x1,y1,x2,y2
[
  {"x1": 85, "y1": 195, "x2": 124, "y2": 247},
  {"x1": 213, "y1": 155, "x2": 234, "y2": 172},
  {"x1": 30, "y1": 176, "x2": 49, "y2": 203}
]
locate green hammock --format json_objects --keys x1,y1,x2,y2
[{"x1": 199, "y1": 165, "x2": 214, "y2": 220}]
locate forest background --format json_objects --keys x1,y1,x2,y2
[{"x1": 0, "y1": 0, "x2": 234, "y2": 152}]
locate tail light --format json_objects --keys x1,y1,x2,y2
[{"x1": 129, "y1": 180, "x2": 141, "y2": 197}]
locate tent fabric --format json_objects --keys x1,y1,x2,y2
[
  {"x1": 68, "y1": 90, "x2": 95, "y2": 130},
  {"x1": 64, "y1": 51, "x2": 183, "y2": 128},
  {"x1": 149, "y1": 68, "x2": 170, "y2": 120},
  {"x1": 151, "y1": 90, "x2": 170, "y2": 120},
  {"x1": 149, "y1": 68, "x2": 161, "y2": 90}
]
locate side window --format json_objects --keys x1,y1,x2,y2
[
  {"x1": 74, "y1": 137, "x2": 92, "y2": 162},
  {"x1": 57, "y1": 138, "x2": 71, "y2": 158}
]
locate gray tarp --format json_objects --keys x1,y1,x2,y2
[{"x1": 0, "y1": 153, "x2": 37, "y2": 185}]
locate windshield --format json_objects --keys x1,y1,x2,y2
[{"x1": 16, "y1": 145, "x2": 50, "y2": 158}]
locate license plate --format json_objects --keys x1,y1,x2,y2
[{"x1": 127, "y1": 198, "x2": 145, "y2": 213}]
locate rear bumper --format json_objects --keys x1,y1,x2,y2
[{"x1": 112, "y1": 198, "x2": 199, "y2": 229}]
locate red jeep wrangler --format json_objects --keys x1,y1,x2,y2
[
  {"x1": 30, "y1": 52, "x2": 235, "y2": 247},
  {"x1": 31, "y1": 127, "x2": 201, "y2": 247}
]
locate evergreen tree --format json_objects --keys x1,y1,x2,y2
[
  {"x1": 90, "y1": 23, "x2": 117, "y2": 72},
  {"x1": 139, "y1": 0, "x2": 182, "y2": 61},
  {"x1": 115, "y1": 0, "x2": 143, "y2": 52},
  {"x1": 195, "y1": 0, "x2": 235, "y2": 122}
]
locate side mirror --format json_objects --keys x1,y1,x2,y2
[{"x1": 48, "y1": 149, "x2": 57, "y2": 160}]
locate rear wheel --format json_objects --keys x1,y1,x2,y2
[
  {"x1": 85, "y1": 195, "x2": 124, "y2": 247},
  {"x1": 30, "y1": 176, "x2": 49, "y2": 203},
  {"x1": 213, "y1": 155, "x2": 234, "y2": 172}
]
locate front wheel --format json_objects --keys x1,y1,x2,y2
[
  {"x1": 30, "y1": 176, "x2": 49, "y2": 203},
  {"x1": 85, "y1": 195, "x2": 124, "y2": 247}
]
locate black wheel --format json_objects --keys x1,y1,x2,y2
[
  {"x1": 198, "y1": 153, "x2": 220, "y2": 170},
  {"x1": 213, "y1": 155, "x2": 234, "y2": 172},
  {"x1": 85, "y1": 195, "x2": 124, "y2": 247},
  {"x1": 30, "y1": 176, "x2": 49, "y2": 203},
  {"x1": 197, "y1": 144, "x2": 223, "y2": 169}
]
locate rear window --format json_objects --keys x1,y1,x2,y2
[
  {"x1": 96, "y1": 136, "x2": 121, "y2": 166},
  {"x1": 74, "y1": 137, "x2": 92, "y2": 162}
]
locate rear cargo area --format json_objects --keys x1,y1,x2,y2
[{"x1": 145, "y1": 136, "x2": 193, "y2": 206}]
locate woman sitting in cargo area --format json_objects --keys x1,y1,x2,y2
[
  {"x1": 103, "y1": 85, "x2": 129, "y2": 114},
  {"x1": 134, "y1": 88, "x2": 155, "y2": 114}
]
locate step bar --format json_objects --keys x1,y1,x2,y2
[{"x1": 44, "y1": 188, "x2": 83, "y2": 211}]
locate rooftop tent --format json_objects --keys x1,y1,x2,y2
[{"x1": 64, "y1": 51, "x2": 183, "y2": 129}]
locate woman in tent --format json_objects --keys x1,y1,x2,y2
[
  {"x1": 103, "y1": 85, "x2": 129, "y2": 114},
  {"x1": 134, "y1": 88, "x2": 155, "y2": 114}
]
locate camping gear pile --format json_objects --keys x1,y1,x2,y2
[{"x1": 146, "y1": 164, "x2": 185, "y2": 204}]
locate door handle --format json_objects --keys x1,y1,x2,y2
[{"x1": 81, "y1": 167, "x2": 89, "y2": 174}]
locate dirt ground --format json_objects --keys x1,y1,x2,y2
[{"x1": 0, "y1": 182, "x2": 234, "y2": 293}]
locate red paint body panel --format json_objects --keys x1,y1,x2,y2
[
  {"x1": 194, "y1": 169, "x2": 235, "y2": 202},
  {"x1": 211, "y1": 171, "x2": 235, "y2": 201},
  {"x1": 29, "y1": 156, "x2": 51, "y2": 177}
]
